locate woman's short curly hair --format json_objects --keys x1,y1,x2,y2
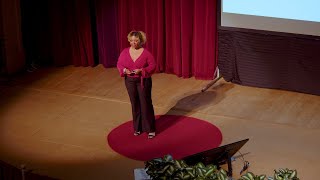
[{"x1": 127, "y1": 30, "x2": 147, "y2": 45}]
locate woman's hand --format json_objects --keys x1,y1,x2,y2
[
  {"x1": 133, "y1": 69, "x2": 142, "y2": 74},
  {"x1": 124, "y1": 68, "x2": 131, "y2": 75}
]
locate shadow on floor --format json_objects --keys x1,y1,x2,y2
[{"x1": 166, "y1": 81, "x2": 235, "y2": 116}]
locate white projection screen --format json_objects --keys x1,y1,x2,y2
[{"x1": 221, "y1": 0, "x2": 320, "y2": 36}]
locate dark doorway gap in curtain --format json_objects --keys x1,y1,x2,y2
[
  {"x1": 47, "y1": 0, "x2": 72, "y2": 66},
  {"x1": 94, "y1": 0, "x2": 119, "y2": 68},
  {"x1": 20, "y1": 0, "x2": 53, "y2": 67},
  {"x1": 21, "y1": 0, "x2": 96, "y2": 67},
  {"x1": 88, "y1": 0, "x2": 100, "y2": 65},
  {"x1": 67, "y1": 0, "x2": 95, "y2": 67}
]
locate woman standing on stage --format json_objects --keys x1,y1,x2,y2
[{"x1": 117, "y1": 30, "x2": 156, "y2": 139}]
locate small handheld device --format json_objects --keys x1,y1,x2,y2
[{"x1": 130, "y1": 71, "x2": 136, "y2": 76}]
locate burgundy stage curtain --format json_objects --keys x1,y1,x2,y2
[
  {"x1": 46, "y1": 0, "x2": 218, "y2": 79},
  {"x1": 48, "y1": 0, "x2": 94, "y2": 66},
  {"x1": 165, "y1": 0, "x2": 218, "y2": 79},
  {"x1": 117, "y1": 0, "x2": 218, "y2": 79},
  {"x1": 192, "y1": 0, "x2": 218, "y2": 79},
  {"x1": 93, "y1": 0, "x2": 119, "y2": 67},
  {"x1": 117, "y1": 0, "x2": 165, "y2": 73}
]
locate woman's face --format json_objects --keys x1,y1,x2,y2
[{"x1": 129, "y1": 35, "x2": 140, "y2": 49}]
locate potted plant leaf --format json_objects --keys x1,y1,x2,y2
[{"x1": 145, "y1": 155, "x2": 228, "y2": 180}]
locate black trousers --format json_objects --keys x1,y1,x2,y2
[{"x1": 125, "y1": 77, "x2": 155, "y2": 133}]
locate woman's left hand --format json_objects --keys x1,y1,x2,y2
[{"x1": 133, "y1": 69, "x2": 142, "y2": 74}]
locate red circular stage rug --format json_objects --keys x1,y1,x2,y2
[{"x1": 107, "y1": 115, "x2": 222, "y2": 161}]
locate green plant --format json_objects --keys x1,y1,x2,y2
[
  {"x1": 237, "y1": 168, "x2": 299, "y2": 180},
  {"x1": 268, "y1": 168, "x2": 299, "y2": 180},
  {"x1": 239, "y1": 172, "x2": 266, "y2": 180},
  {"x1": 145, "y1": 155, "x2": 299, "y2": 180},
  {"x1": 145, "y1": 155, "x2": 228, "y2": 180}
]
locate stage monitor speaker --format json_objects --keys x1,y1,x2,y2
[{"x1": 182, "y1": 138, "x2": 249, "y2": 177}]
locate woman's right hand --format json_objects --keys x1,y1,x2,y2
[{"x1": 124, "y1": 68, "x2": 131, "y2": 75}]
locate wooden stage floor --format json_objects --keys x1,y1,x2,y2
[{"x1": 1, "y1": 65, "x2": 319, "y2": 179}]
